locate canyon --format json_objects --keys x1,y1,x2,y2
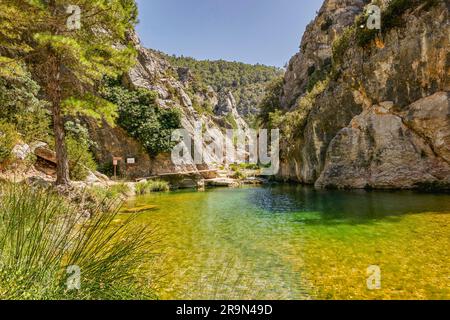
[
  {"x1": 276, "y1": 0, "x2": 450, "y2": 190},
  {"x1": 12, "y1": 0, "x2": 449, "y2": 191}
]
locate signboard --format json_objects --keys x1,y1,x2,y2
[
  {"x1": 113, "y1": 157, "x2": 123, "y2": 166},
  {"x1": 112, "y1": 157, "x2": 123, "y2": 179},
  {"x1": 127, "y1": 158, "x2": 136, "y2": 164}
]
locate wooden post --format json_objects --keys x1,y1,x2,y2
[{"x1": 112, "y1": 157, "x2": 123, "y2": 181}]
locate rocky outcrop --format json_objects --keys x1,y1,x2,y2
[
  {"x1": 87, "y1": 31, "x2": 251, "y2": 179},
  {"x1": 215, "y1": 91, "x2": 249, "y2": 131},
  {"x1": 279, "y1": 0, "x2": 450, "y2": 190},
  {"x1": 83, "y1": 118, "x2": 153, "y2": 179},
  {"x1": 316, "y1": 95, "x2": 450, "y2": 189},
  {"x1": 282, "y1": 0, "x2": 369, "y2": 109}
]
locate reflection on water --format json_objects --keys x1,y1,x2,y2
[
  {"x1": 248, "y1": 185, "x2": 450, "y2": 220},
  {"x1": 123, "y1": 185, "x2": 450, "y2": 300}
]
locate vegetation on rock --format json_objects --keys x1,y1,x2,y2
[
  {"x1": 135, "y1": 180, "x2": 170, "y2": 195},
  {"x1": 0, "y1": 122, "x2": 19, "y2": 164},
  {"x1": 64, "y1": 121, "x2": 98, "y2": 181},
  {"x1": 0, "y1": 0, "x2": 138, "y2": 185},
  {"x1": 256, "y1": 76, "x2": 284, "y2": 127},
  {"x1": 101, "y1": 79, "x2": 182, "y2": 157},
  {"x1": 165, "y1": 54, "x2": 284, "y2": 118},
  {"x1": 0, "y1": 67, "x2": 51, "y2": 144}
]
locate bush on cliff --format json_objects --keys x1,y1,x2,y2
[
  {"x1": 257, "y1": 76, "x2": 284, "y2": 127},
  {"x1": 102, "y1": 79, "x2": 182, "y2": 157},
  {"x1": 355, "y1": 0, "x2": 441, "y2": 47}
]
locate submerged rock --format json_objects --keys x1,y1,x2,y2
[{"x1": 205, "y1": 178, "x2": 240, "y2": 188}]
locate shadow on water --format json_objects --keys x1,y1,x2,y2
[{"x1": 246, "y1": 184, "x2": 450, "y2": 226}]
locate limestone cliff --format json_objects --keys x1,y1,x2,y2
[
  {"x1": 86, "y1": 32, "x2": 249, "y2": 179},
  {"x1": 278, "y1": 0, "x2": 450, "y2": 190},
  {"x1": 282, "y1": 0, "x2": 370, "y2": 109}
]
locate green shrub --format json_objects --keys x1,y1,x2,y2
[
  {"x1": 231, "y1": 169, "x2": 247, "y2": 180},
  {"x1": 229, "y1": 164, "x2": 239, "y2": 172},
  {"x1": 82, "y1": 183, "x2": 131, "y2": 210},
  {"x1": 135, "y1": 180, "x2": 170, "y2": 195},
  {"x1": 97, "y1": 162, "x2": 119, "y2": 178},
  {"x1": 332, "y1": 27, "x2": 355, "y2": 65},
  {"x1": 257, "y1": 76, "x2": 284, "y2": 126},
  {"x1": 267, "y1": 110, "x2": 285, "y2": 130},
  {"x1": 149, "y1": 180, "x2": 170, "y2": 192},
  {"x1": 85, "y1": 185, "x2": 115, "y2": 202},
  {"x1": 109, "y1": 183, "x2": 131, "y2": 197},
  {"x1": 101, "y1": 79, "x2": 182, "y2": 157},
  {"x1": 66, "y1": 137, "x2": 98, "y2": 181},
  {"x1": 64, "y1": 121, "x2": 97, "y2": 181},
  {"x1": 239, "y1": 163, "x2": 260, "y2": 170},
  {"x1": 0, "y1": 122, "x2": 19, "y2": 164},
  {"x1": 230, "y1": 163, "x2": 259, "y2": 171},
  {"x1": 135, "y1": 182, "x2": 146, "y2": 196},
  {"x1": 0, "y1": 183, "x2": 157, "y2": 300},
  {"x1": 191, "y1": 96, "x2": 214, "y2": 115},
  {"x1": 225, "y1": 113, "x2": 238, "y2": 130},
  {"x1": 0, "y1": 69, "x2": 51, "y2": 143},
  {"x1": 281, "y1": 79, "x2": 329, "y2": 143},
  {"x1": 306, "y1": 60, "x2": 332, "y2": 93},
  {"x1": 354, "y1": 11, "x2": 379, "y2": 48},
  {"x1": 355, "y1": 0, "x2": 441, "y2": 47}
]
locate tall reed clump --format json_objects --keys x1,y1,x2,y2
[
  {"x1": 135, "y1": 180, "x2": 170, "y2": 195},
  {"x1": 0, "y1": 183, "x2": 158, "y2": 300}
]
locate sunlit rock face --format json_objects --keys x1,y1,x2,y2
[
  {"x1": 87, "y1": 31, "x2": 251, "y2": 177},
  {"x1": 279, "y1": 0, "x2": 450, "y2": 189},
  {"x1": 281, "y1": 0, "x2": 369, "y2": 110},
  {"x1": 316, "y1": 94, "x2": 450, "y2": 189}
]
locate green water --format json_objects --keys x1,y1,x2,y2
[{"x1": 123, "y1": 185, "x2": 450, "y2": 300}]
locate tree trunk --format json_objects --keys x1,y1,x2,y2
[
  {"x1": 40, "y1": 2, "x2": 70, "y2": 186},
  {"x1": 48, "y1": 56, "x2": 70, "y2": 186},
  {"x1": 53, "y1": 102, "x2": 70, "y2": 186}
]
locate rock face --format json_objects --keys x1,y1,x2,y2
[
  {"x1": 87, "y1": 32, "x2": 250, "y2": 179},
  {"x1": 82, "y1": 118, "x2": 152, "y2": 179},
  {"x1": 282, "y1": 0, "x2": 370, "y2": 109},
  {"x1": 279, "y1": 0, "x2": 450, "y2": 190},
  {"x1": 215, "y1": 91, "x2": 249, "y2": 131},
  {"x1": 316, "y1": 95, "x2": 450, "y2": 189}
]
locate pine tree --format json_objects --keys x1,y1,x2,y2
[{"x1": 0, "y1": 0, "x2": 138, "y2": 185}]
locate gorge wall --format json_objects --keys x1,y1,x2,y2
[
  {"x1": 277, "y1": 0, "x2": 450, "y2": 190},
  {"x1": 86, "y1": 33, "x2": 252, "y2": 179}
]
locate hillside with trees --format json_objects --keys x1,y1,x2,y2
[{"x1": 164, "y1": 54, "x2": 284, "y2": 120}]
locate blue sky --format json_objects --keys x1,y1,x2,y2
[{"x1": 135, "y1": 0, "x2": 323, "y2": 67}]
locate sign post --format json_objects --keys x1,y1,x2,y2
[{"x1": 112, "y1": 157, "x2": 123, "y2": 180}]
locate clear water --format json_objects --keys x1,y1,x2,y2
[{"x1": 123, "y1": 185, "x2": 450, "y2": 300}]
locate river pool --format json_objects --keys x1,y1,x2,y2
[{"x1": 122, "y1": 185, "x2": 450, "y2": 300}]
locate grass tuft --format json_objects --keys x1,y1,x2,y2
[
  {"x1": 0, "y1": 182, "x2": 158, "y2": 300},
  {"x1": 135, "y1": 180, "x2": 170, "y2": 195}
]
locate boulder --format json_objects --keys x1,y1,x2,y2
[
  {"x1": 316, "y1": 102, "x2": 450, "y2": 189},
  {"x1": 12, "y1": 144, "x2": 31, "y2": 160},
  {"x1": 34, "y1": 146, "x2": 57, "y2": 164}
]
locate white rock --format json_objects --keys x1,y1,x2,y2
[{"x1": 12, "y1": 144, "x2": 31, "y2": 160}]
